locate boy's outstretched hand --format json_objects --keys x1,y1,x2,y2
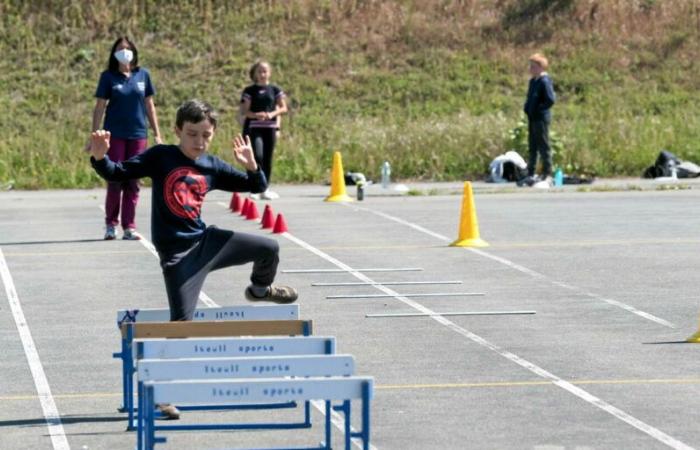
[
  {"x1": 232, "y1": 134, "x2": 258, "y2": 172},
  {"x1": 89, "y1": 130, "x2": 111, "y2": 160}
]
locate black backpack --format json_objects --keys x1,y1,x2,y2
[{"x1": 642, "y1": 150, "x2": 681, "y2": 178}]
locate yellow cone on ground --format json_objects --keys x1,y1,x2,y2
[
  {"x1": 687, "y1": 317, "x2": 700, "y2": 343},
  {"x1": 325, "y1": 151, "x2": 354, "y2": 202},
  {"x1": 450, "y1": 181, "x2": 489, "y2": 247}
]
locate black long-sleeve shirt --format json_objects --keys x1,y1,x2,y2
[{"x1": 91, "y1": 144, "x2": 267, "y2": 254}]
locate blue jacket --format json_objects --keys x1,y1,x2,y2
[{"x1": 524, "y1": 74, "x2": 555, "y2": 122}]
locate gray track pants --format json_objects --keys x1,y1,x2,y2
[{"x1": 159, "y1": 226, "x2": 279, "y2": 321}]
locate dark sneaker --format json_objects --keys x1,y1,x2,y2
[
  {"x1": 156, "y1": 403, "x2": 180, "y2": 420},
  {"x1": 122, "y1": 228, "x2": 141, "y2": 240},
  {"x1": 245, "y1": 285, "x2": 298, "y2": 304},
  {"x1": 104, "y1": 225, "x2": 116, "y2": 240}
]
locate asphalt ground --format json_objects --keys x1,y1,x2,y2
[{"x1": 1, "y1": 179, "x2": 699, "y2": 450}]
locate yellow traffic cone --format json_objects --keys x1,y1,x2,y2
[
  {"x1": 325, "y1": 151, "x2": 354, "y2": 202},
  {"x1": 687, "y1": 316, "x2": 700, "y2": 343},
  {"x1": 450, "y1": 181, "x2": 489, "y2": 247}
]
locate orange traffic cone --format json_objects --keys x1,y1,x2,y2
[
  {"x1": 325, "y1": 151, "x2": 353, "y2": 202},
  {"x1": 450, "y1": 181, "x2": 488, "y2": 247},
  {"x1": 272, "y1": 213, "x2": 289, "y2": 233},
  {"x1": 261, "y1": 205, "x2": 275, "y2": 229},
  {"x1": 246, "y1": 201, "x2": 260, "y2": 220},
  {"x1": 229, "y1": 192, "x2": 241, "y2": 213}
]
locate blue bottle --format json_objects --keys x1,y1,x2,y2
[{"x1": 554, "y1": 168, "x2": 564, "y2": 187}]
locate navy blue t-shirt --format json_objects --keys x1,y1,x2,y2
[
  {"x1": 91, "y1": 145, "x2": 267, "y2": 254},
  {"x1": 240, "y1": 84, "x2": 285, "y2": 130},
  {"x1": 95, "y1": 68, "x2": 155, "y2": 139}
]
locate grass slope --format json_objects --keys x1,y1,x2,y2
[{"x1": 2, "y1": 0, "x2": 700, "y2": 188}]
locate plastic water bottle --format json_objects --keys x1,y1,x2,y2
[
  {"x1": 554, "y1": 168, "x2": 563, "y2": 187},
  {"x1": 356, "y1": 181, "x2": 365, "y2": 201},
  {"x1": 381, "y1": 161, "x2": 391, "y2": 188}
]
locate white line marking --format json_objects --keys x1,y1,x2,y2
[
  {"x1": 326, "y1": 292, "x2": 484, "y2": 299},
  {"x1": 366, "y1": 311, "x2": 536, "y2": 318},
  {"x1": 280, "y1": 226, "x2": 693, "y2": 450},
  {"x1": 356, "y1": 206, "x2": 677, "y2": 328},
  {"x1": 283, "y1": 268, "x2": 423, "y2": 273},
  {"x1": 0, "y1": 248, "x2": 70, "y2": 450},
  {"x1": 312, "y1": 280, "x2": 463, "y2": 286}
]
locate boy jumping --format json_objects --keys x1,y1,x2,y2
[{"x1": 89, "y1": 99, "x2": 298, "y2": 323}]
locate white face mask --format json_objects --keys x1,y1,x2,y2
[{"x1": 114, "y1": 49, "x2": 134, "y2": 65}]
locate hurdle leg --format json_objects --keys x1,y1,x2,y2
[
  {"x1": 112, "y1": 336, "x2": 129, "y2": 412},
  {"x1": 361, "y1": 382, "x2": 371, "y2": 450},
  {"x1": 323, "y1": 400, "x2": 332, "y2": 449},
  {"x1": 136, "y1": 381, "x2": 144, "y2": 437},
  {"x1": 125, "y1": 352, "x2": 136, "y2": 430},
  {"x1": 124, "y1": 325, "x2": 136, "y2": 429},
  {"x1": 304, "y1": 400, "x2": 311, "y2": 427},
  {"x1": 141, "y1": 385, "x2": 153, "y2": 450},
  {"x1": 136, "y1": 383, "x2": 143, "y2": 449},
  {"x1": 333, "y1": 400, "x2": 352, "y2": 450}
]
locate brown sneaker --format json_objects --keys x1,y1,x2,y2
[
  {"x1": 245, "y1": 285, "x2": 298, "y2": 304},
  {"x1": 156, "y1": 403, "x2": 180, "y2": 420}
]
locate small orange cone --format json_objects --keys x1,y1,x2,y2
[
  {"x1": 229, "y1": 192, "x2": 241, "y2": 212},
  {"x1": 450, "y1": 181, "x2": 488, "y2": 247},
  {"x1": 246, "y1": 201, "x2": 260, "y2": 220},
  {"x1": 325, "y1": 151, "x2": 353, "y2": 202},
  {"x1": 261, "y1": 205, "x2": 275, "y2": 229},
  {"x1": 240, "y1": 198, "x2": 250, "y2": 216},
  {"x1": 272, "y1": 213, "x2": 289, "y2": 233}
]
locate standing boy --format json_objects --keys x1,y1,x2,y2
[
  {"x1": 523, "y1": 53, "x2": 556, "y2": 185},
  {"x1": 89, "y1": 99, "x2": 298, "y2": 323}
]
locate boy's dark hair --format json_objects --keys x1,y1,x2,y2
[
  {"x1": 176, "y1": 99, "x2": 218, "y2": 129},
  {"x1": 108, "y1": 36, "x2": 139, "y2": 73}
]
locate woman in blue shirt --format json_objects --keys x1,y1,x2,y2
[{"x1": 90, "y1": 36, "x2": 162, "y2": 240}]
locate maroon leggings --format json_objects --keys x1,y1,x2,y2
[{"x1": 104, "y1": 138, "x2": 147, "y2": 229}]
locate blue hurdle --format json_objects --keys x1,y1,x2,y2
[
  {"x1": 136, "y1": 354, "x2": 356, "y2": 449},
  {"x1": 129, "y1": 336, "x2": 337, "y2": 430},
  {"x1": 119, "y1": 317, "x2": 312, "y2": 430},
  {"x1": 140, "y1": 376, "x2": 374, "y2": 450},
  {"x1": 114, "y1": 305, "x2": 299, "y2": 413}
]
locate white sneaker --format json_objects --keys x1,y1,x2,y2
[
  {"x1": 249, "y1": 193, "x2": 261, "y2": 200},
  {"x1": 261, "y1": 190, "x2": 279, "y2": 200}
]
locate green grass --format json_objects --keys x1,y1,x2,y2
[{"x1": 3, "y1": 0, "x2": 700, "y2": 188}]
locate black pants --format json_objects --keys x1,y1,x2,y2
[
  {"x1": 159, "y1": 227, "x2": 279, "y2": 321},
  {"x1": 527, "y1": 119, "x2": 552, "y2": 177},
  {"x1": 248, "y1": 127, "x2": 277, "y2": 184}
]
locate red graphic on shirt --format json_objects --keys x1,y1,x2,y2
[{"x1": 164, "y1": 167, "x2": 208, "y2": 219}]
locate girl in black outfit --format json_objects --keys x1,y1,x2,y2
[{"x1": 240, "y1": 61, "x2": 288, "y2": 200}]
